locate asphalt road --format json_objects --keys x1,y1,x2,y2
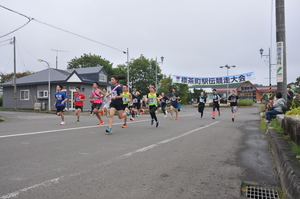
[{"x1": 0, "y1": 106, "x2": 278, "y2": 199}]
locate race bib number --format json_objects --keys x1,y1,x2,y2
[
  {"x1": 123, "y1": 97, "x2": 128, "y2": 102},
  {"x1": 172, "y1": 97, "x2": 176, "y2": 101},
  {"x1": 76, "y1": 96, "x2": 80, "y2": 101},
  {"x1": 149, "y1": 98, "x2": 156, "y2": 104},
  {"x1": 200, "y1": 98, "x2": 204, "y2": 103},
  {"x1": 161, "y1": 98, "x2": 165, "y2": 103},
  {"x1": 232, "y1": 98, "x2": 236, "y2": 102},
  {"x1": 111, "y1": 91, "x2": 117, "y2": 97},
  {"x1": 133, "y1": 99, "x2": 138, "y2": 103}
]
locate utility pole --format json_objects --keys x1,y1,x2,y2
[
  {"x1": 275, "y1": 0, "x2": 287, "y2": 99},
  {"x1": 51, "y1": 49, "x2": 68, "y2": 69},
  {"x1": 13, "y1": 37, "x2": 17, "y2": 109}
]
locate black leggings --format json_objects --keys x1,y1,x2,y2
[
  {"x1": 212, "y1": 103, "x2": 220, "y2": 111},
  {"x1": 149, "y1": 105, "x2": 158, "y2": 122},
  {"x1": 161, "y1": 103, "x2": 167, "y2": 115},
  {"x1": 198, "y1": 104, "x2": 205, "y2": 117}
]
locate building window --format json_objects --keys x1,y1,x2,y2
[
  {"x1": 20, "y1": 90, "x2": 29, "y2": 100},
  {"x1": 37, "y1": 90, "x2": 48, "y2": 98},
  {"x1": 99, "y1": 71, "x2": 107, "y2": 82}
]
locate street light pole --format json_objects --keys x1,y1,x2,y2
[
  {"x1": 127, "y1": 48, "x2": 129, "y2": 86},
  {"x1": 155, "y1": 56, "x2": 164, "y2": 91},
  {"x1": 38, "y1": 59, "x2": 51, "y2": 111},
  {"x1": 259, "y1": 48, "x2": 276, "y2": 99},
  {"x1": 220, "y1": 65, "x2": 236, "y2": 98}
]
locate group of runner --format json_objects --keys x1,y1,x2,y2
[
  {"x1": 53, "y1": 77, "x2": 239, "y2": 133},
  {"x1": 53, "y1": 75, "x2": 182, "y2": 133},
  {"x1": 196, "y1": 88, "x2": 239, "y2": 122}
]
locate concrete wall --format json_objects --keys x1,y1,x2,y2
[{"x1": 281, "y1": 115, "x2": 300, "y2": 145}]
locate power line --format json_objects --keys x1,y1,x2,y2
[
  {"x1": 33, "y1": 19, "x2": 125, "y2": 53},
  {"x1": 0, "y1": 5, "x2": 33, "y2": 38},
  {"x1": 0, "y1": 5, "x2": 127, "y2": 54}
]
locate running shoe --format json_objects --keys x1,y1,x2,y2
[
  {"x1": 60, "y1": 121, "x2": 65, "y2": 125},
  {"x1": 151, "y1": 119, "x2": 154, "y2": 125},
  {"x1": 166, "y1": 111, "x2": 168, "y2": 114},
  {"x1": 175, "y1": 116, "x2": 178, "y2": 120},
  {"x1": 156, "y1": 121, "x2": 160, "y2": 128},
  {"x1": 200, "y1": 116, "x2": 203, "y2": 119},
  {"x1": 76, "y1": 120, "x2": 80, "y2": 123},
  {"x1": 130, "y1": 117, "x2": 135, "y2": 121},
  {"x1": 122, "y1": 124, "x2": 127, "y2": 128},
  {"x1": 106, "y1": 128, "x2": 112, "y2": 133},
  {"x1": 164, "y1": 114, "x2": 167, "y2": 118},
  {"x1": 170, "y1": 116, "x2": 174, "y2": 119},
  {"x1": 136, "y1": 115, "x2": 139, "y2": 118},
  {"x1": 232, "y1": 118, "x2": 234, "y2": 122},
  {"x1": 212, "y1": 117, "x2": 215, "y2": 120},
  {"x1": 98, "y1": 121, "x2": 105, "y2": 125}
]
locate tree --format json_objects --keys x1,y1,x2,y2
[
  {"x1": 0, "y1": 70, "x2": 34, "y2": 83},
  {"x1": 174, "y1": 83, "x2": 189, "y2": 104},
  {"x1": 67, "y1": 53, "x2": 114, "y2": 76},
  {"x1": 158, "y1": 74, "x2": 173, "y2": 94},
  {"x1": 158, "y1": 75, "x2": 189, "y2": 104},
  {"x1": 114, "y1": 55, "x2": 163, "y2": 96}
]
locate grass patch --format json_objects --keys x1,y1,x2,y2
[
  {"x1": 0, "y1": 117, "x2": 5, "y2": 122},
  {"x1": 291, "y1": 142, "x2": 300, "y2": 157},
  {"x1": 269, "y1": 120, "x2": 284, "y2": 134},
  {"x1": 238, "y1": 100, "x2": 253, "y2": 106},
  {"x1": 259, "y1": 119, "x2": 267, "y2": 131}
]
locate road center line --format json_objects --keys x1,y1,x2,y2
[{"x1": 0, "y1": 119, "x2": 218, "y2": 199}]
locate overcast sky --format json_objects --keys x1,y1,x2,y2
[{"x1": 0, "y1": 0, "x2": 299, "y2": 86}]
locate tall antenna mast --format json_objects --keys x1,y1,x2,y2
[{"x1": 51, "y1": 49, "x2": 68, "y2": 69}]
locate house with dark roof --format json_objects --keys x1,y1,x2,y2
[
  {"x1": 212, "y1": 81, "x2": 277, "y2": 101},
  {"x1": 0, "y1": 66, "x2": 110, "y2": 110}
]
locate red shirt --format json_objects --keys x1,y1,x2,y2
[{"x1": 74, "y1": 93, "x2": 85, "y2": 106}]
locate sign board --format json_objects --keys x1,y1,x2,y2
[
  {"x1": 172, "y1": 72, "x2": 255, "y2": 85},
  {"x1": 276, "y1": 42, "x2": 284, "y2": 83}
]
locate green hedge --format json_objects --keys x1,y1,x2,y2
[{"x1": 237, "y1": 100, "x2": 253, "y2": 106}]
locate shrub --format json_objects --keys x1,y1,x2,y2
[{"x1": 238, "y1": 100, "x2": 253, "y2": 106}]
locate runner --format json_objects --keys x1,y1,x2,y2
[
  {"x1": 121, "y1": 85, "x2": 132, "y2": 128},
  {"x1": 211, "y1": 89, "x2": 221, "y2": 119},
  {"x1": 105, "y1": 75, "x2": 129, "y2": 133},
  {"x1": 178, "y1": 99, "x2": 182, "y2": 112},
  {"x1": 197, "y1": 91, "x2": 206, "y2": 119},
  {"x1": 228, "y1": 90, "x2": 239, "y2": 122},
  {"x1": 73, "y1": 87, "x2": 86, "y2": 123},
  {"x1": 131, "y1": 86, "x2": 141, "y2": 120},
  {"x1": 169, "y1": 88, "x2": 180, "y2": 120},
  {"x1": 101, "y1": 88, "x2": 110, "y2": 117},
  {"x1": 90, "y1": 99, "x2": 94, "y2": 115},
  {"x1": 160, "y1": 92, "x2": 169, "y2": 118},
  {"x1": 89, "y1": 82, "x2": 105, "y2": 125},
  {"x1": 54, "y1": 85, "x2": 68, "y2": 125},
  {"x1": 147, "y1": 85, "x2": 161, "y2": 127}
]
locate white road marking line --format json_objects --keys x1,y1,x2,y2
[
  {"x1": 0, "y1": 120, "x2": 219, "y2": 199},
  {"x1": 0, "y1": 114, "x2": 196, "y2": 139}
]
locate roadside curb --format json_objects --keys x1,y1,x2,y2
[{"x1": 266, "y1": 127, "x2": 300, "y2": 199}]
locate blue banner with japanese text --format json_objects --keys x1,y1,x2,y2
[{"x1": 172, "y1": 72, "x2": 255, "y2": 85}]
